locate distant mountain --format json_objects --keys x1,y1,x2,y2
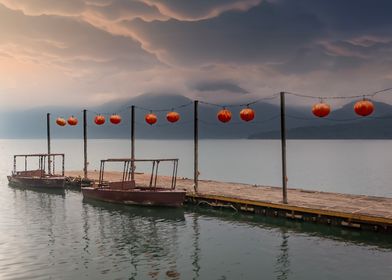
[
  {"x1": 1, "y1": 94, "x2": 392, "y2": 139},
  {"x1": 249, "y1": 101, "x2": 392, "y2": 139},
  {"x1": 249, "y1": 116, "x2": 392, "y2": 139}
]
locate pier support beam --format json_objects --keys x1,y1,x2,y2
[
  {"x1": 280, "y1": 92, "x2": 288, "y2": 204},
  {"x1": 194, "y1": 100, "x2": 199, "y2": 193},
  {"x1": 83, "y1": 109, "x2": 88, "y2": 179},
  {"x1": 131, "y1": 105, "x2": 135, "y2": 181},
  {"x1": 47, "y1": 113, "x2": 51, "y2": 175}
]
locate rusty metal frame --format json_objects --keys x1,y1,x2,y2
[
  {"x1": 98, "y1": 158, "x2": 179, "y2": 190},
  {"x1": 13, "y1": 154, "x2": 65, "y2": 178}
]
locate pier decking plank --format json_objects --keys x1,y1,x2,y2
[{"x1": 66, "y1": 171, "x2": 392, "y2": 228}]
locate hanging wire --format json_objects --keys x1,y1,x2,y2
[
  {"x1": 50, "y1": 86, "x2": 392, "y2": 119},
  {"x1": 198, "y1": 92, "x2": 280, "y2": 108},
  {"x1": 85, "y1": 109, "x2": 113, "y2": 116},
  {"x1": 84, "y1": 105, "x2": 132, "y2": 117},
  {"x1": 286, "y1": 113, "x2": 392, "y2": 123},
  {"x1": 284, "y1": 87, "x2": 392, "y2": 100},
  {"x1": 134, "y1": 101, "x2": 193, "y2": 112}
]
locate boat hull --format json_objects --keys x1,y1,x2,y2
[
  {"x1": 82, "y1": 187, "x2": 186, "y2": 207},
  {"x1": 7, "y1": 176, "x2": 65, "y2": 189}
]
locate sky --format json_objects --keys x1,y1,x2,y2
[{"x1": 1, "y1": 0, "x2": 392, "y2": 109}]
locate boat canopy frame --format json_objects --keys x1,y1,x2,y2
[
  {"x1": 13, "y1": 153, "x2": 65, "y2": 177},
  {"x1": 98, "y1": 158, "x2": 179, "y2": 190}
]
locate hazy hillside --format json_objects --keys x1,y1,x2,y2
[{"x1": 249, "y1": 101, "x2": 392, "y2": 139}]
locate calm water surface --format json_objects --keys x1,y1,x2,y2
[{"x1": 0, "y1": 139, "x2": 392, "y2": 279}]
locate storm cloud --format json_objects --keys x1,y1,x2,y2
[{"x1": 0, "y1": 0, "x2": 392, "y2": 108}]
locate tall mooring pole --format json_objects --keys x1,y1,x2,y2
[
  {"x1": 47, "y1": 113, "x2": 51, "y2": 175},
  {"x1": 83, "y1": 109, "x2": 88, "y2": 179},
  {"x1": 131, "y1": 105, "x2": 135, "y2": 181},
  {"x1": 280, "y1": 92, "x2": 288, "y2": 204},
  {"x1": 194, "y1": 100, "x2": 199, "y2": 193}
]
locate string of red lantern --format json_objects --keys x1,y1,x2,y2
[
  {"x1": 56, "y1": 99, "x2": 376, "y2": 127},
  {"x1": 56, "y1": 114, "x2": 124, "y2": 126},
  {"x1": 144, "y1": 111, "x2": 181, "y2": 125},
  {"x1": 311, "y1": 98, "x2": 375, "y2": 118},
  {"x1": 54, "y1": 87, "x2": 388, "y2": 127}
]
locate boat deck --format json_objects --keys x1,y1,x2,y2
[{"x1": 66, "y1": 171, "x2": 392, "y2": 232}]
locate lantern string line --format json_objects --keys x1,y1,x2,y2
[
  {"x1": 133, "y1": 101, "x2": 194, "y2": 113},
  {"x1": 85, "y1": 108, "x2": 131, "y2": 116},
  {"x1": 284, "y1": 87, "x2": 392, "y2": 100},
  {"x1": 286, "y1": 114, "x2": 392, "y2": 122},
  {"x1": 54, "y1": 87, "x2": 392, "y2": 118},
  {"x1": 198, "y1": 92, "x2": 280, "y2": 108}
]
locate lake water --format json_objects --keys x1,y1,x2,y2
[{"x1": 0, "y1": 139, "x2": 392, "y2": 279}]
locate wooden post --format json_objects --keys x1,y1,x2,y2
[
  {"x1": 194, "y1": 100, "x2": 199, "y2": 193},
  {"x1": 83, "y1": 109, "x2": 88, "y2": 179},
  {"x1": 280, "y1": 92, "x2": 288, "y2": 204},
  {"x1": 47, "y1": 113, "x2": 51, "y2": 175},
  {"x1": 131, "y1": 105, "x2": 135, "y2": 181}
]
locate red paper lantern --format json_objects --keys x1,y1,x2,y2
[
  {"x1": 110, "y1": 114, "x2": 122, "y2": 125},
  {"x1": 240, "y1": 107, "x2": 255, "y2": 122},
  {"x1": 94, "y1": 115, "x2": 105, "y2": 125},
  {"x1": 67, "y1": 116, "x2": 78, "y2": 126},
  {"x1": 217, "y1": 109, "x2": 232, "y2": 123},
  {"x1": 166, "y1": 111, "x2": 180, "y2": 123},
  {"x1": 354, "y1": 99, "x2": 374, "y2": 117},
  {"x1": 56, "y1": 117, "x2": 66, "y2": 126},
  {"x1": 312, "y1": 102, "x2": 331, "y2": 118},
  {"x1": 145, "y1": 113, "x2": 157, "y2": 125}
]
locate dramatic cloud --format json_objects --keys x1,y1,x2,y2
[
  {"x1": 1, "y1": 0, "x2": 392, "y2": 109},
  {"x1": 141, "y1": 0, "x2": 262, "y2": 21},
  {"x1": 0, "y1": 0, "x2": 86, "y2": 15}
]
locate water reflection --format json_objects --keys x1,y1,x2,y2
[
  {"x1": 81, "y1": 199, "x2": 185, "y2": 279},
  {"x1": 192, "y1": 214, "x2": 201, "y2": 280},
  {"x1": 275, "y1": 230, "x2": 290, "y2": 280},
  {"x1": 190, "y1": 206, "x2": 392, "y2": 250},
  {"x1": 9, "y1": 183, "x2": 65, "y2": 197},
  {"x1": 82, "y1": 198, "x2": 185, "y2": 222},
  {"x1": 1, "y1": 186, "x2": 392, "y2": 279}
]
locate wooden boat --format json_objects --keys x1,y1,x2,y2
[
  {"x1": 82, "y1": 158, "x2": 186, "y2": 207},
  {"x1": 7, "y1": 154, "x2": 65, "y2": 189}
]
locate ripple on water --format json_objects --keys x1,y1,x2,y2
[{"x1": 0, "y1": 183, "x2": 391, "y2": 279}]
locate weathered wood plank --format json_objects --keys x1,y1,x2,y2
[{"x1": 66, "y1": 171, "x2": 392, "y2": 229}]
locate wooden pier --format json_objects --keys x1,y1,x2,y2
[{"x1": 66, "y1": 171, "x2": 392, "y2": 233}]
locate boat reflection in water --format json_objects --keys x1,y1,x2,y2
[
  {"x1": 8, "y1": 183, "x2": 65, "y2": 196},
  {"x1": 81, "y1": 198, "x2": 185, "y2": 279},
  {"x1": 83, "y1": 198, "x2": 186, "y2": 222}
]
